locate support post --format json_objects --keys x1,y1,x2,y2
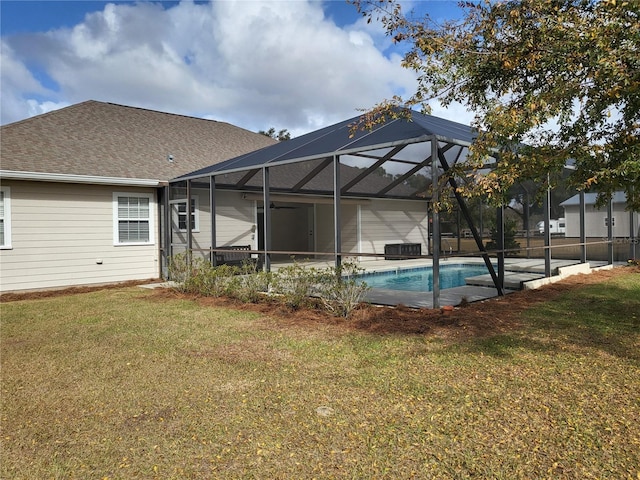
[
  {"x1": 543, "y1": 181, "x2": 551, "y2": 277},
  {"x1": 479, "y1": 201, "x2": 484, "y2": 243},
  {"x1": 210, "y1": 175, "x2": 217, "y2": 266},
  {"x1": 186, "y1": 179, "x2": 193, "y2": 260},
  {"x1": 431, "y1": 138, "x2": 440, "y2": 309},
  {"x1": 262, "y1": 167, "x2": 271, "y2": 272},
  {"x1": 497, "y1": 206, "x2": 505, "y2": 292},
  {"x1": 456, "y1": 207, "x2": 461, "y2": 253},
  {"x1": 162, "y1": 185, "x2": 171, "y2": 278},
  {"x1": 333, "y1": 155, "x2": 342, "y2": 270},
  {"x1": 579, "y1": 191, "x2": 586, "y2": 264},
  {"x1": 524, "y1": 190, "x2": 531, "y2": 259},
  {"x1": 607, "y1": 197, "x2": 614, "y2": 265}
]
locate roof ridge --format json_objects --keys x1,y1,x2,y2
[
  {"x1": 1, "y1": 100, "x2": 236, "y2": 130},
  {"x1": 0, "y1": 101, "x2": 94, "y2": 129},
  {"x1": 100, "y1": 101, "x2": 226, "y2": 125}
]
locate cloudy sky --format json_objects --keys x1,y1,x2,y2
[{"x1": 1, "y1": 0, "x2": 468, "y2": 135}]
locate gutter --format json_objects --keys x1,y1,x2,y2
[{"x1": 0, "y1": 170, "x2": 161, "y2": 187}]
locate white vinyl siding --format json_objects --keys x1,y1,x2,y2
[
  {"x1": 0, "y1": 182, "x2": 159, "y2": 292},
  {"x1": 0, "y1": 187, "x2": 11, "y2": 249},
  {"x1": 314, "y1": 203, "x2": 359, "y2": 255},
  {"x1": 113, "y1": 193, "x2": 154, "y2": 245},
  {"x1": 215, "y1": 191, "x2": 255, "y2": 246},
  {"x1": 359, "y1": 199, "x2": 428, "y2": 258},
  {"x1": 170, "y1": 190, "x2": 255, "y2": 260}
]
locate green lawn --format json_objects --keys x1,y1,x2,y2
[{"x1": 2, "y1": 269, "x2": 639, "y2": 479}]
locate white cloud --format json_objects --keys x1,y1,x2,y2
[
  {"x1": 1, "y1": 0, "x2": 421, "y2": 134},
  {"x1": 0, "y1": 40, "x2": 56, "y2": 124},
  {"x1": 429, "y1": 101, "x2": 477, "y2": 127}
]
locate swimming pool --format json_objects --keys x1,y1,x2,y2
[{"x1": 358, "y1": 264, "x2": 492, "y2": 292}]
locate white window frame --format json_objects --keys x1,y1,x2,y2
[
  {"x1": 0, "y1": 186, "x2": 12, "y2": 249},
  {"x1": 170, "y1": 197, "x2": 199, "y2": 232},
  {"x1": 113, "y1": 192, "x2": 155, "y2": 246}
]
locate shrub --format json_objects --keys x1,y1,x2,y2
[
  {"x1": 315, "y1": 262, "x2": 370, "y2": 318},
  {"x1": 168, "y1": 253, "x2": 237, "y2": 296},
  {"x1": 485, "y1": 218, "x2": 520, "y2": 256},
  {"x1": 226, "y1": 261, "x2": 272, "y2": 303},
  {"x1": 167, "y1": 252, "x2": 194, "y2": 290},
  {"x1": 169, "y1": 254, "x2": 370, "y2": 317},
  {"x1": 270, "y1": 262, "x2": 323, "y2": 309}
]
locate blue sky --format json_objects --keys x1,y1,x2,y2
[{"x1": 1, "y1": 0, "x2": 468, "y2": 133}]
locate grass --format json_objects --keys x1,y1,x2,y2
[{"x1": 1, "y1": 270, "x2": 639, "y2": 479}]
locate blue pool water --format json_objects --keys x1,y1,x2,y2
[{"x1": 358, "y1": 264, "x2": 492, "y2": 292}]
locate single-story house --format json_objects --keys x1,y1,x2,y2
[
  {"x1": 0, "y1": 101, "x2": 276, "y2": 292},
  {"x1": 2, "y1": 100, "x2": 499, "y2": 304},
  {"x1": 560, "y1": 192, "x2": 639, "y2": 238}
]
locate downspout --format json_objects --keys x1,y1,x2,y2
[
  {"x1": 607, "y1": 197, "x2": 614, "y2": 264},
  {"x1": 630, "y1": 208, "x2": 636, "y2": 261},
  {"x1": 357, "y1": 204, "x2": 362, "y2": 262},
  {"x1": 162, "y1": 185, "x2": 171, "y2": 279}
]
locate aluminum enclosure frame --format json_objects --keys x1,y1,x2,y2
[{"x1": 169, "y1": 110, "x2": 537, "y2": 308}]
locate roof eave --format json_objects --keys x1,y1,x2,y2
[{"x1": 0, "y1": 170, "x2": 161, "y2": 187}]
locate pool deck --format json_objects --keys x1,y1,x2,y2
[
  {"x1": 363, "y1": 284, "x2": 518, "y2": 309},
  {"x1": 272, "y1": 257, "x2": 608, "y2": 309}
]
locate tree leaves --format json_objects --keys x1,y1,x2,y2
[
  {"x1": 351, "y1": 0, "x2": 640, "y2": 209},
  {"x1": 259, "y1": 127, "x2": 292, "y2": 141}
]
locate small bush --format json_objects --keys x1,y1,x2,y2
[
  {"x1": 169, "y1": 254, "x2": 370, "y2": 317},
  {"x1": 485, "y1": 218, "x2": 520, "y2": 256},
  {"x1": 226, "y1": 261, "x2": 271, "y2": 303},
  {"x1": 168, "y1": 253, "x2": 237, "y2": 297},
  {"x1": 271, "y1": 262, "x2": 323, "y2": 309},
  {"x1": 167, "y1": 252, "x2": 194, "y2": 290},
  {"x1": 315, "y1": 262, "x2": 370, "y2": 318}
]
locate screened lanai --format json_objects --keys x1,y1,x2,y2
[
  {"x1": 166, "y1": 110, "x2": 629, "y2": 308},
  {"x1": 165, "y1": 109, "x2": 503, "y2": 308}
]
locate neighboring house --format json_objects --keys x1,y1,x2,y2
[
  {"x1": 0, "y1": 101, "x2": 275, "y2": 292},
  {"x1": 560, "y1": 192, "x2": 640, "y2": 238}
]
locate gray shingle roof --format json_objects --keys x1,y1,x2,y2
[{"x1": 0, "y1": 101, "x2": 276, "y2": 182}]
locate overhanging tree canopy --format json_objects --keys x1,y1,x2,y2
[{"x1": 352, "y1": 0, "x2": 640, "y2": 210}]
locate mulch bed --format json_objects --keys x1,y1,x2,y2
[{"x1": 3, "y1": 267, "x2": 638, "y2": 339}]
